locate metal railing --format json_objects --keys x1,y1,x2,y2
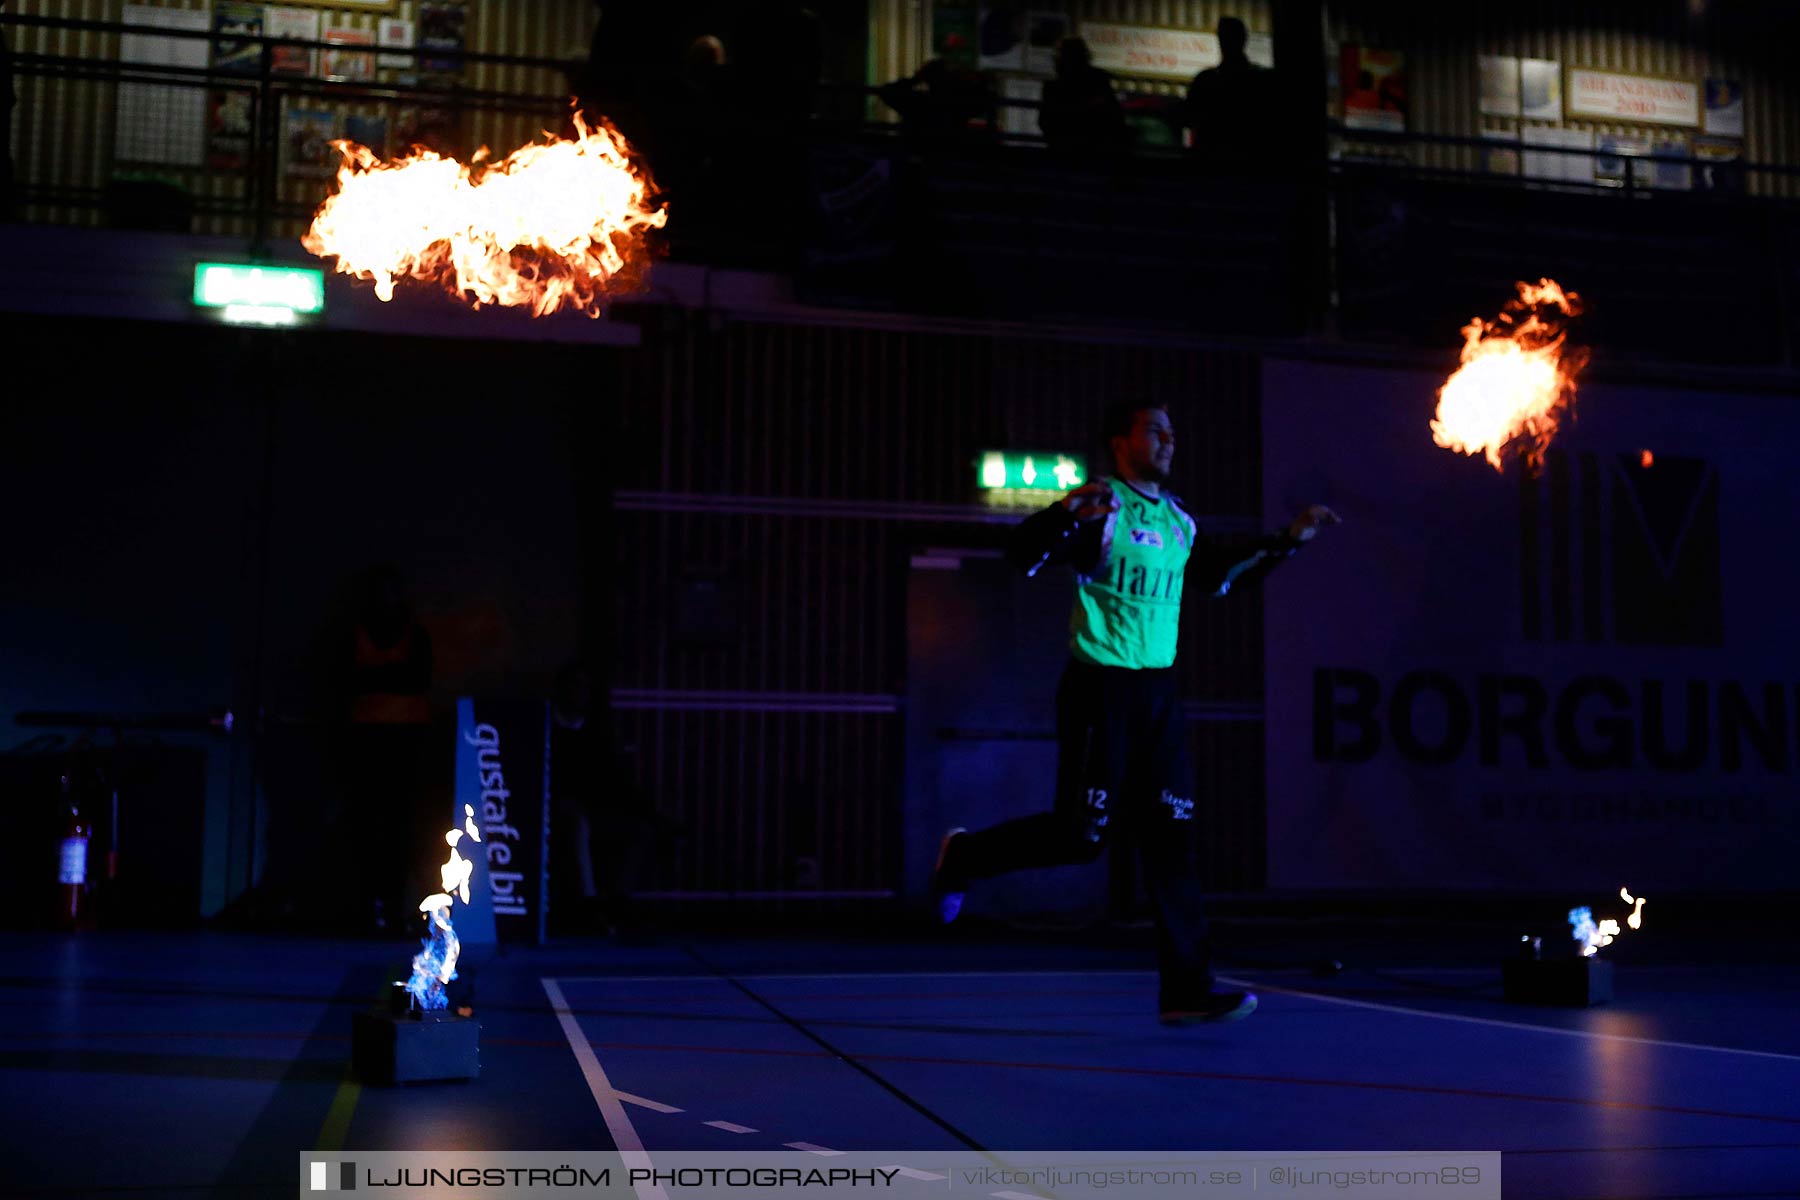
[
  {"x1": 1326, "y1": 123, "x2": 1800, "y2": 202},
  {"x1": 4, "y1": 12, "x2": 576, "y2": 246},
  {"x1": 5, "y1": 11, "x2": 1799, "y2": 364},
  {"x1": 12, "y1": 11, "x2": 1799, "y2": 238}
]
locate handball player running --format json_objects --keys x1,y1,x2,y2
[{"x1": 932, "y1": 401, "x2": 1339, "y2": 1024}]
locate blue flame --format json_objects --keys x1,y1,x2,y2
[
  {"x1": 403, "y1": 904, "x2": 460, "y2": 1010},
  {"x1": 1569, "y1": 906, "x2": 1600, "y2": 955},
  {"x1": 397, "y1": 805, "x2": 480, "y2": 1012}
]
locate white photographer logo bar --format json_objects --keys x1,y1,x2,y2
[
  {"x1": 299, "y1": 1150, "x2": 1498, "y2": 1198},
  {"x1": 306, "y1": 1161, "x2": 355, "y2": 1191}
]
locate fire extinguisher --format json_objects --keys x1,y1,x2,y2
[{"x1": 58, "y1": 774, "x2": 90, "y2": 930}]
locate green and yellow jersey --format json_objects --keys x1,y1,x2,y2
[
  {"x1": 1069, "y1": 479, "x2": 1195, "y2": 669},
  {"x1": 1007, "y1": 477, "x2": 1300, "y2": 670}
]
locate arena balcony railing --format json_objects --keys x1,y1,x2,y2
[
  {"x1": 4, "y1": 10, "x2": 1797, "y2": 365},
  {"x1": 1320, "y1": 124, "x2": 1800, "y2": 369}
]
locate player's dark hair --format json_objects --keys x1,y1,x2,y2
[{"x1": 1101, "y1": 400, "x2": 1167, "y2": 449}]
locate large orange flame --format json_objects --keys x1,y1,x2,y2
[
  {"x1": 1431, "y1": 279, "x2": 1588, "y2": 473},
  {"x1": 301, "y1": 112, "x2": 667, "y2": 317}
]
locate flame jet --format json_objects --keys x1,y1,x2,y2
[
  {"x1": 303, "y1": 111, "x2": 667, "y2": 318},
  {"x1": 1569, "y1": 886, "x2": 1647, "y2": 957},
  {"x1": 403, "y1": 805, "x2": 483, "y2": 1011},
  {"x1": 1432, "y1": 279, "x2": 1588, "y2": 473}
]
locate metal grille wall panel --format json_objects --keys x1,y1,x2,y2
[
  {"x1": 617, "y1": 312, "x2": 1264, "y2": 510},
  {"x1": 613, "y1": 310, "x2": 1270, "y2": 896},
  {"x1": 613, "y1": 706, "x2": 898, "y2": 898}
]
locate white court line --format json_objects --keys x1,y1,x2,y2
[
  {"x1": 557, "y1": 965, "x2": 1717, "y2": 983},
  {"x1": 541, "y1": 978, "x2": 669, "y2": 1200},
  {"x1": 992, "y1": 1191, "x2": 1049, "y2": 1200},
  {"x1": 704, "y1": 1120, "x2": 759, "y2": 1134},
  {"x1": 1217, "y1": 975, "x2": 1800, "y2": 1064},
  {"x1": 557, "y1": 967, "x2": 1798, "y2": 1063},
  {"x1": 617, "y1": 1092, "x2": 685, "y2": 1114},
  {"x1": 786, "y1": 1142, "x2": 846, "y2": 1156},
  {"x1": 552, "y1": 970, "x2": 1157, "y2": 983},
  {"x1": 1352, "y1": 964, "x2": 1704, "y2": 977}
]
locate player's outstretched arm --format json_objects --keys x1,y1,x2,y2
[
  {"x1": 1006, "y1": 482, "x2": 1118, "y2": 578},
  {"x1": 1192, "y1": 504, "x2": 1340, "y2": 596}
]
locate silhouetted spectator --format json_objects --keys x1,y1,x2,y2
[
  {"x1": 569, "y1": 1, "x2": 662, "y2": 148},
  {"x1": 1038, "y1": 37, "x2": 1125, "y2": 156},
  {"x1": 568, "y1": 0, "x2": 613, "y2": 121},
  {"x1": 1184, "y1": 17, "x2": 1278, "y2": 172},
  {"x1": 730, "y1": 2, "x2": 822, "y2": 129},
  {"x1": 681, "y1": 34, "x2": 730, "y2": 107},
  {"x1": 720, "y1": 5, "x2": 821, "y2": 261},
  {"x1": 877, "y1": 58, "x2": 998, "y2": 147},
  {"x1": 650, "y1": 35, "x2": 730, "y2": 202}
]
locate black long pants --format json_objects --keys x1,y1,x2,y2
[{"x1": 944, "y1": 660, "x2": 1213, "y2": 1003}]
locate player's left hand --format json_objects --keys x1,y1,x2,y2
[{"x1": 1286, "y1": 504, "x2": 1341, "y2": 542}]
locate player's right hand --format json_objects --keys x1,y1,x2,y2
[{"x1": 1063, "y1": 481, "x2": 1119, "y2": 522}]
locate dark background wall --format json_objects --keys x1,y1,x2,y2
[
  {"x1": 10, "y1": 300, "x2": 1797, "y2": 922},
  {"x1": 607, "y1": 309, "x2": 1269, "y2": 902},
  {"x1": 3, "y1": 319, "x2": 262, "y2": 920},
  {"x1": 2, "y1": 314, "x2": 594, "y2": 918},
  {"x1": 3, "y1": 305, "x2": 1273, "y2": 920}
]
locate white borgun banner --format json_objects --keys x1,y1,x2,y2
[{"x1": 1259, "y1": 357, "x2": 1800, "y2": 891}]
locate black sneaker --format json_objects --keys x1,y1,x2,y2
[
  {"x1": 1160, "y1": 990, "x2": 1258, "y2": 1025},
  {"x1": 929, "y1": 827, "x2": 968, "y2": 924}
]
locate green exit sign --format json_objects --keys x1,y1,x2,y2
[
  {"x1": 976, "y1": 450, "x2": 1086, "y2": 493},
  {"x1": 192, "y1": 262, "x2": 325, "y2": 326}
]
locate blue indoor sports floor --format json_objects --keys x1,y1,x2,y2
[{"x1": 2, "y1": 930, "x2": 1796, "y2": 1198}]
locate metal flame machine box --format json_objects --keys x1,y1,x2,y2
[
  {"x1": 1502, "y1": 955, "x2": 1614, "y2": 1007},
  {"x1": 352, "y1": 1007, "x2": 481, "y2": 1084}
]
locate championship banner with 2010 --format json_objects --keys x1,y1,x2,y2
[
  {"x1": 1260, "y1": 358, "x2": 1800, "y2": 891},
  {"x1": 453, "y1": 698, "x2": 550, "y2": 944}
]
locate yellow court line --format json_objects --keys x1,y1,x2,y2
[{"x1": 316, "y1": 1068, "x2": 362, "y2": 1152}]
